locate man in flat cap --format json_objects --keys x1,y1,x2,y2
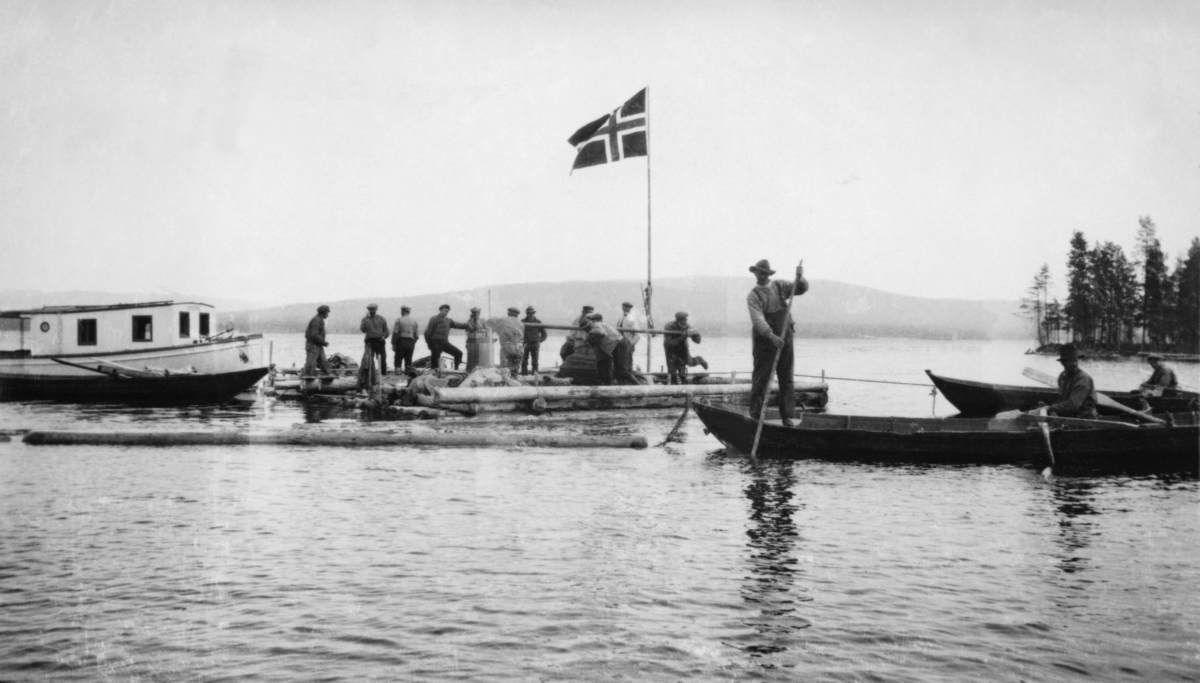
[
  {"x1": 748, "y1": 259, "x2": 808, "y2": 426},
  {"x1": 303, "y1": 304, "x2": 332, "y2": 376},
  {"x1": 484, "y1": 306, "x2": 526, "y2": 376},
  {"x1": 663, "y1": 311, "x2": 706, "y2": 385},
  {"x1": 424, "y1": 304, "x2": 468, "y2": 370},
  {"x1": 360, "y1": 303, "x2": 389, "y2": 375},
  {"x1": 465, "y1": 307, "x2": 492, "y2": 372},
  {"x1": 561, "y1": 305, "x2": 595, "y2": 360},
  {"x1": 391, "y1": 305, "x2": 419, "y2": 374},
  {"x1": 616, "y1": 301, "x2": 643, "y2": 375},
  {"x1": 584, "y1": 313, "x2": 623, "y2": 385},
  {"x1": 1138, "y1": 353, "x2": 1179, "y2": 395},
  {"x1": 521, "y1": 305, "x2": 547, "y2": 375}
]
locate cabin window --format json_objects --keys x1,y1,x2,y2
[
  {"x1": 77, "y1": 319, "x2": 97, "y2": 346},
  {"x1": 179, "y1": 312, "x2": 191, "y2": 338},
  {"x1": 132, "y1": 316, "x2": 153, "y2": 342},
  {"x1": 199, "y1": 313, "x2": 210, "y2": 337}
]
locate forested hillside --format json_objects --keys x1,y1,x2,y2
[{"x1": 225, "y1": 277, "x2": 1026, "y2": 340}]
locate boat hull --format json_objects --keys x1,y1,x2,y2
[
  {"x1": 692, "y1": 400, "x2": 1199, "y2": 472},
  {"x1": 0, "y1": 336, "x2": 268, "y2": 404},
  {"x1": 926, "y1": 370, "x2": 1199, "y2": 417}
]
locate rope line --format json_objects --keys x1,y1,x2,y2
[{"x1": 794, "y1": 373, "x2": 931, "y2": 387}]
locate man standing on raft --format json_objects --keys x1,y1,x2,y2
[{"x1": 747, "y1": 259, "x2": 808, "y2": 427}]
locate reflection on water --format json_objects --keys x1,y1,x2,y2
[
  {"x1": 1051, "y1": 479, "x2": 1099, "y2": 577},
  {"x1": 3, "y1": 337, "x2": 1199, "y2": 681},
  {"x1": 738, "y1": 459, "x2": 811, "y2": 661}
]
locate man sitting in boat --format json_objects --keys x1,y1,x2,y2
[
  {"x1": 1138, "y1": 354, "x2": 1179, "y2": 395},
  {"x1": 1040, "y1": 344, "x2": 1098, "y2": 419},
  {"x1": 303, "y1": 305, "x2": 332, "y2": 377}
]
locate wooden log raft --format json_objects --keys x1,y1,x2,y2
[
  {"x1": 432, "y1": 381, "x2": 829, "y2": 405},
  {"x1": 23, "y1": 430, "x2": 648, "y2": 449}
]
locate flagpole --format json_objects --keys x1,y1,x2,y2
[{"x1": 644, "y1": 85, "x2": 654, "y2": 375}]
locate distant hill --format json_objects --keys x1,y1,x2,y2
[
  {"x1": 225, "y1": 277, "x2": 1028, "y2": 340},
  {"x1": 0, "y1": 288, "x2": 266, "y2": 316}
]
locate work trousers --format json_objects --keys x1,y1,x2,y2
[
  {"x1": 750, "y1": 336, "x2": 796, "y2": 421},
  {"x1": 428, "y1": 339, "x2": 463, "y2": 370},
  {"x1": 594, "y1": 347, "x2": 614, "y2": 384},
  {"x1": 665, "y1": 349, "x2": 703, "y2": 384},
  {"x1": 393, "y1": 338, "x2": 416, "y2": 373},
  {"x1": 365, "y1": 338, "x2": 388, "y2": 374},
  {"x1": 521, "y1": 342, "x2": 541, "y2": 374},
  {"x1": 614, "y1": 338, "x2": 637, "y2": 384},
  {"x1": 499, "y1": 342, "x2": 522, "y2": 375},
  {"x1": 303, "y1": 342, "x2": 331, "y2": 376}
]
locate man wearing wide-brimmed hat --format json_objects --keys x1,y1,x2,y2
[
  {"x1": 1045, "y1": 343, "x2": 1098, "y2": 419},
  {"x1": 747, "y1": 258, "x2": 808, "y2": 426},
  {"x1": 521, "y1": 305, "x2": 547, "y2": 375},
  {"x1": 1138, "y1": 353, "x2": 1178, "y2": 395}
]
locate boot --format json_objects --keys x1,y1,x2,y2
[{"x1": 694, "y1": 356, "x2": 709, "y2": 370}]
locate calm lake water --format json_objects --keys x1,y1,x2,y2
[{"x1": 2, "y1": 336, "x2": 1198, "y2": 682}]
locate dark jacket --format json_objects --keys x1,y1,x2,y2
[
  {"x1": 1051, "y1": 367, "x2": 1098, "y2": 419},
  {"x1": 305, "y1": 315, "x2": 327, "y2": 346},
  {"x1": 663, "y1": 320, "x2": 700, "y2": 357},
  {"x1": 522, "y1": 315, "x2": 547, "y2": 344},
  {"x1": 424, "y1": 314, "x2": 468, "y2": 342}
]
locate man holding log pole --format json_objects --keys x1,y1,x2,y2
[
  {"x1": 747, "y1": 259, "x2": 808, "y2": 427},
  {"x1": 663, "y1": 311, "x2": 707, "y2": 385}
]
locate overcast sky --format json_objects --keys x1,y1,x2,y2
[{"x1": 2, "y1": 0, "x2": 1197, "y2": 307}]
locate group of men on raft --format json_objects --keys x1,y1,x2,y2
[{"x1": 301, "y1": 258, "x2": 810, "y2": 424}]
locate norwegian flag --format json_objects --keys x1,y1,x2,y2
[{"x1": 568, "y1": 88, "x2": 647, "y2": 171}]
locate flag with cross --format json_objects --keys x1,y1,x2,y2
[{"x1": 567, "y1": 88, "x2": 647, "y2": 172}]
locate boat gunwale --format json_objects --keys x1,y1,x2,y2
[{"x1": 0, "y1": 334, "x2": 264, "y2": 361}]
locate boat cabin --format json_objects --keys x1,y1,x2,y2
[{"x1": 0, "y1": 301, "x2": 225, "y2": 358}]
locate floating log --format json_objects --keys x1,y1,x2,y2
[
  {"x1": 413, "y1": 393, "x2": 477, "y2": 415},
  {"x1": 297, "y1": 377, "x2": 362, "y2": 393},
  {"x1": 433, "y1": 382, "x2": 828, "y2": 405},
  {"x1": 22, "y1": 430, "x2": 648, "y2": 449}
]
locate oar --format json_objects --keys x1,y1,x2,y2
[
  {"x1": 51, "y1": 357, "x2": 126, "y2": 378},
  {"x1": 750, "y1": 260, "x2": 801, "y2": 458},
  {"x1": 1036, "y1": 406, "x2": 1055, "y2": 479},
  {"x1": 1022, "y1": 367, "x2": 1166, "y2": 425}
]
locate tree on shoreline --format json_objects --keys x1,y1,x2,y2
[
  {"x1": 1037, "y1": 221, "x2": 1199, "y2": 354},
  {"x1": 1020, "y1": 264, "x2": 1052, "y2": 346}
]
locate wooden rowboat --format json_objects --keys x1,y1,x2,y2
[
  {"x1": 692, "y1": 399, "x2": 1199, "y2": 473},
  {"x1": 926, "y1": 370, "x2": 1199, "y2": 417}
]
